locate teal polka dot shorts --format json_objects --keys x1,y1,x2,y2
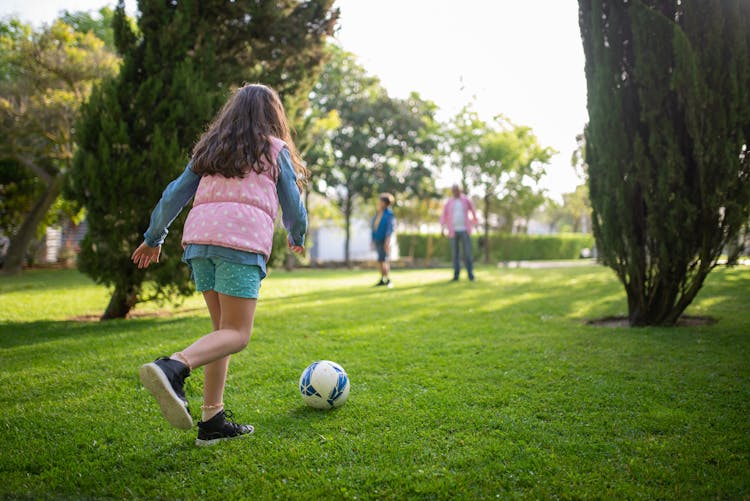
[{"x1": 188, "y1": 257, "x2": 262, "y2": 299}]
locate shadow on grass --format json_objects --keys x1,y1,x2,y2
[
  {"x1": 262, "y1": 267, "x2": 623, "y2": 320},
  {"x1": 1, "y1": 268, "x2": 748, "y2": 500},
  {"x1": 0, "y1": 268, "x2": 96, "y2": 293},
  {"x1": 286, "y1": 403, "x2": 346, "y2": 420},
  {"x1": 0, "y1": 315, "x2": 207, "y2": 350},
  {"x1": 2, "y1": 266, "x2": 747, "y2": 352}
]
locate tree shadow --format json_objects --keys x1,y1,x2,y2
[
  {"x1": 2, "y1": 266, "x2": 746, "y2": 351},
  {"x1": 0, "y1": 314, "x2": 208, "y2": 350}
]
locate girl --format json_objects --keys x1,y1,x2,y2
[{"x1": 131, "y1": 84, "x2": 307, "y2": 446}]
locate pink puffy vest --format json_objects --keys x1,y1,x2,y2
[{"x1": 181, "y1": 137, "x2": 286, "y2": 259}]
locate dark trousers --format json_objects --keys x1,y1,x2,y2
[{"x1": 451, "y1": 231, "x2": 474, "y2": 279}]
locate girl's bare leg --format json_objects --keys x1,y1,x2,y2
[
  {"x1": 198, "y1": 291, "x2": 230, "y2": 421},
  {"x1": 173, "y1": 293, "x2": 256, "y2": 368}
]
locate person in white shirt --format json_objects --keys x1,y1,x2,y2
[{"x1": 440, "y1": 184, "x2": 479, "y2": 281}]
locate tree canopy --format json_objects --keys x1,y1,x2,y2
[
  {"x1": 67, "y1": 0, "x2": 337, "y2": 319},
  {"x1": 580, "y1": 0, "x2": 750, "y2": 326},
  {"x1": 307, "y1": 45, "x2": 441, "y2": 264},
  {"x1": 445, "y1": 107, "x2": 554, "y2": 260},
  {"x1": 0, "y1": 17, "x2": 119, "y2": 274}
]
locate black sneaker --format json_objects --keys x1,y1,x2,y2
[
  {"x1": 374, "y1": 278, "x2": 387, "y2": 287},
  {"x1": 384, "y1": 278, "x2": 393, "y2": 288},
  {"x1": 195, "y1": 410, "x2": 254, "y2": 447},
  {"x1": 139, "y1": 357, "x2": 192, "y2": 430}
]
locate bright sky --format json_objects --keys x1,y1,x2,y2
[{"x1": 2, "y1": 0, "x2": 588, "y2": 199}]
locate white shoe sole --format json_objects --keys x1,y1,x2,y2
[
  {"x1": 195, "y1": 427, "x2": 255, "y2": 447},
  {"x1": 139, "y1": 362, "x2": 193, "y2": 430}
]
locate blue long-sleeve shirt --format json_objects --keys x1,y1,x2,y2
[
  {"x1": 371, "y1": 208, "x2": 395, "y2": 242},
  {"x1": 143, "y1": 148, "x2": 307, "y2": 279}
]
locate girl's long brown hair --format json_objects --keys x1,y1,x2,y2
[{"x1": 191, "y1": 84, "x2": 308, "y2": 190}]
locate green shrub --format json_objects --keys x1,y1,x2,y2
[
  {"x1": 269, "y1": 223, "x2": 310, "y2": 271},
  {"x1": 268, "y1": 224, "x2": 289, "y2": 269},
  {"x1": 396, "y1": 233, "x2": 595, "y2": 262}
]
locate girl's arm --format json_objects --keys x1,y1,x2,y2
[
  {"x1": 276, "y1": 148, "x2": 308, "y2": 249},
  {"x1": 133, "y1": 163, "x2": 199, "y2": 268},
  {"x1": 142, "y1": 162, "x2": 201, "y2": 247}
]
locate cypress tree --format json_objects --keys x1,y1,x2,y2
[
  {"x1": 68, "y1": 0, "x2": 336, "y2": 319},
  {"x1": 579, "y1": 0, "x2": 750, "y2": 326}
]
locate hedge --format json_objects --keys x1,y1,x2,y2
[{"x1": 396, "y1": 232, "x2": 595, "y2": 262}]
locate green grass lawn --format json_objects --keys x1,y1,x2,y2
[{"x1": 1, "y1": 265, "x2": 749, "y2": 499}]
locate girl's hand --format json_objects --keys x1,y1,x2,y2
[
  {"x1": 131, "y1": 242, "x2": 161, "y2": 269},
  {"x1": 288, "y1": 242, "x2": 305, "y2": 255}
]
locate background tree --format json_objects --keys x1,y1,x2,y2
[
  {"x1": 295, "y1": 108, "x2": 341, "y2": 212},
  {"x1": 59, "y1": 7, "x2": 119, "y2": 50},
  {"x1": 0, "y1": 158, "x2": 40, "y2": 246},
  {"x1": 470, "y1": 115, "x2": 553, "y2": 262},
  {"x1": 68, "y1": 0, "x2": 337, "y2": 319},
  {"x1": 560, "y1": 184, "x2": 591, "y2": 233},
  {"x1": 538, "y1": 132, "x2": 592, "y2": 234},
  {"x1": 579, "y1": 0, "x2": 750, "y2": 326},
  {"x1": 537, "y1": 184, "x2": 592, "y2": 234},
  {"x1": 725, "y1": 221, "x2": 748, "y2": 266},
  {"x1": 0, "y1": 18, "x2": 119, "y2": 274},
  {"x1": 447, "y1": 104, "x2": 485, "y2": 193},
  {"x1": 563, "y1": 131, "x2": 591, "y2": 233},
  {"x1": 507, "y1": 189, "x2": 547, "y2": 234},
  {"x1": 307, "y1": 46, "x2": 440, "y2": 265}
]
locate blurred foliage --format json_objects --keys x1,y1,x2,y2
[
  {"x1": 59, "y1": 7, "x2": 123, "y2": 51},
  {"x1": 0, "y1": 16, "x2": 119, "y2": 273},
  {"x1": 396, "y1": 192, "x2": 445, "y2": 232},
  {"x1": 0, "y1": 18, "x2": 119, "y2": 178},
  {"x1": 397, "y1": 232, "x2": 595, "y2": 263},
  {"x1": 305, "y1": 44, "x2": 441, "y2": 263},
  {"x1": 580, "y1": 0, "x2": 750, "y2": 325},
  {"x1": 446, "y1": 106, "x2": 555, "y2": 262},
  {"x1": 0, "y1": 159, "x2": 41, "y2": 236},
  {"x1": 67, "y1": 0, "x2": 337, "y2": 318},
  {"x1": 540, "y1": 184, "x2": 591, "y2": 234}
]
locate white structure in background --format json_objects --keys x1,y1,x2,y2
[
  {"x1": 309, "y1": 218, "x2": 399, "y2": 263},
  {"x1": 36, "y1": 221, "x2": 87, "y2": 264},
  {"x1": 44, "y1": 227, "x2": 62, "y2": 263}
]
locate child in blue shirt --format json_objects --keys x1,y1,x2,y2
[{"x1": 371, "y1": 193, "x2": 395, "y2": 287}]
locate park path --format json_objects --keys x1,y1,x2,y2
[
  {"x1": 499, "y1": 259, "x2": 598, "y2": 269},
  {"x1": 501, "y1": 258, "x2": 750, "y2": 268}
]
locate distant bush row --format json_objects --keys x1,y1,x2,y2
[{"x1": 396, "y1": 233, "x2": 595, "y2": 262}]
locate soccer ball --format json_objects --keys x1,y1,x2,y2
[{"x1": 299, "y1": 360, "x2": 350, "y2": 409}]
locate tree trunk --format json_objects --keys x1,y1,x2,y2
[
  {"x1": 1, "y1": 174, "x2": 64, "y2": 275},
  {"x1": 580, "y1": 0, "x2": 750, "y2": 327},
  {"x1": 101, "y1": 282, "x2": 140, "y2": 320},
  {"x1": 284, "y1": 252, "x2": 296, "y2": 271},
  {"x1": 460, "y1": 171, "x2": 469, "y2": 195},
  {"x1": 343, "y1": 194, "x2": 352, "y2": 267},
  {"x1": 572, "y1": 216, "x2": 581, "y2": 233},
  {"x1": 726, "y1": 223, "x2": 747, "y2": 266},
  {"x1": 625, "y1": 264, "x2": 711, "y2": 327},
  {"x1": 483, "y1": 194, "x2": 491, "y2": 264}
]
